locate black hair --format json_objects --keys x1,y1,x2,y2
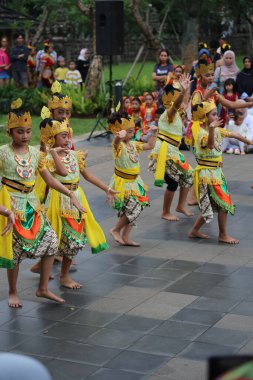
[
  {"x1": 108, "y1": 111, "x2": 130, "y2": 124},
  {"x1": 223, "y1": 78, "x2": 236, "y2": 93},
  {"x1": 132, "y1": 97, "x2": 141, "y2": 104},
  {"x1": 145, "y1": 93, "x2": 154, "y2": 100},
  {"x1": 158, "y1": 49, "x2": 170, "y2": 64},
  {"x1": 14, "y1": 32, "x2": 24, "y2": 40},
  {"x1": 155, "y1": 107, "x2": 165, "y2": 115},
  {"x1": 198, "y1": 42, "x2": 208, "y2": 52},
  {"x1": 40, "y1": 118, "x2": 53, "y2": 130}
]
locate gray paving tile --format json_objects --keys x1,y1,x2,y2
[
  {"x1": 129, "y1": 335, "x2": 189, "y2": 356},
  {"x1": 152, "y1": 357, "x2": 207, "y2": 380},
  {"x1": 107, "y1": 315, "x2": 162, "y2": 333},
  {"x1": 0, "y1": 330, "x2": 29, "y2": 350},
  {"x1": 43, "y1": 322, "x2": 98, "y2": 342},
  {"x1": 144, "y1": 268, "x2": 187, "y2": 282},
  {"x1": 195, "y1": 263, "x2": 239, "y2": 275},
  {"x1": 37, "y1": 357, "x2": 97, "y2": 380},
  {"x1": 0, "y1": 313, "x2": 13, "y2": 326},
  {"x1": 171, "y1": 308, "x2": 224, "y2": 326},
  {"x1": 86, "y1": 328, "x2": 142, "y2": 349},
  {"x1": 150, "y1": 320, "x2": 208, "y2": 341},
  {"x1": 179, "y1": 341, "x2": 237, "y2": 361},
  {"x1": 231, "y1": 301, "x2": 253, "y2": 316},
  {"x1": 127, "y1": 256, "x2": 169, "y2": 268},
  {"x1": 106, "y1": 350, "x2": 168, "y2": 373},
  {"x1": 204, "y1": 286, "x2": 252, "y2": 300},
  {"x1": 164, "y1": 272, "x2": 226, "y2": 296},
  {"x1": 108, "y1": 264, "x2": 150, "y2": 276},
  {"x1": 129, "y1": 277, "x2": 169, "y2": 290},
  {"x1": 58, "y1": 292, "x2": 100, "y2": 307},
  {"x1": 161, "y1": 260, "x2": 202, "y2": 271},
  {"x1": 0, "y1": 316, "x2": 55, "y2": 334},
  {"x1": 87, "y1": 368, "x2": 145, "y2": 380},
  {"x1": 63, "y1": 309, "x2": 119, "y2": 327},
  {"x1": 23, "y1": 303, "x2": 77, "y2": 321},
  {"x1": 188, "y1": 297, "x2": 239, "y2": 312},
  {"x1": 91, "y1": 272, "x2": 139, "y2": 286},
  {"x1": 196, "y1": 327, "x2": 252, "y2": 347}
]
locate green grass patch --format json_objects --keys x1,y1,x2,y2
[{"x1": 0, "y1": 116, "x2": 95, "y2": 146}]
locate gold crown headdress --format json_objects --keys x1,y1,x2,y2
[
  {"x1": 195, "y1": 59, "x2": 214, "y2": 78},
  {"x1": 48, "y1": 81, "x2": 72, "y2": 111},
  {"x1": 7, "y1": 98, "x2": 32, "y2": 133},
  {"x1": 191, "y1": 100, "x2": 216, "y2": 122},
  {"x1": 108, "y1": 103, "x2": 135, "y2": 134},
  {"x1": 162, "y1": 83, "x2": 181, "y2": 108},
  {"x1": 40, "y1": 106, "x2": 72, "y2": 147}
]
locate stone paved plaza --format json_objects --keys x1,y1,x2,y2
[{"x1": 0, "y1": 134, "x2": 253, "y2": 380}]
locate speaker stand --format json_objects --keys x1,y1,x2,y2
[{"x1": 87, "y1": 56, "x2": 113, "y2": 141}]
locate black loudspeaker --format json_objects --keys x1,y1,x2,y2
[{"x1": 96, "y1": 0, "x2": 124, "y2": 55}]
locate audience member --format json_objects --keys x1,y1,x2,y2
[
  {"x1": 65, "y1": 61, "x2": 82, "y2": 87},
  {"x1": 0, "y1": 36, "x2": 11, "y2": 86},
  {"x1": 54, "y1": 56, "x2": 68, "y2": 83},
  {"x1": 10, "y1": 33, "x2": 29, "y2": 88}
]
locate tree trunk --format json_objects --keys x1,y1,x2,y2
[
  {"x1": 84, "y1": 55, "x2": 103, "y2": 99},
  {"x1": 128, "y1": 0, "x2": 162, "y2": 59},
  {"x1": 181, "y1": 17, "x2": 198, "y2": 71},
  {"x1": 32, "y1": 6, "x2": 50, "y2": 45}
]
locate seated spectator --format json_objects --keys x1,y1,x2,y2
[
  {"x1": 223, "y1": 108, "x2": 248, "y2": 155},
  {"x1": 244, "y1": 109, "x2": 253, "y2": 153},
  {"x1": 54, "y1": 56, "x2": 68, "y2": 83},
  {"x1": 65, "y1": 61, "x2": 82, "y2": 87},
  {"x1": 220, "y1": 78, "x2": 238, "y2": 127},
  {"x1": 236, "y1": 56, "x2": 253, "y2": 102}
]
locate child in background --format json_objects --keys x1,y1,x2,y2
[
  {"x1": 223, "y1": 108, "x2": 248, "y2": 155},
  {"x1": 65, "y1": 61, "x2": 82, "y2": 88},
  {"x1": 123, "y1": 97, "x2": 132, "y2": 114},
  {"x1": 220, "y1": 78, "x2": 238, "y2": 127},
  {"x1": 108, "y1": 112, "x2": 158, "y2": 247},
  {"x1": 129, "y1": 97, "x2": 143, "y2": 140},
  {"x1": 54, "y1": 57, "x2": 68, "y2": 83},
  {"x1": 140, "y1": 93, "x2": 157, "y2": 140},
  {"x1": 27, "y1": 45, "x2": 37, "y2": 87}
]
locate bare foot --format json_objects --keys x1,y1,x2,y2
[
  {"x1": 36, "y1": 289, "x2": 65, "y2": 303},
  {"x1": 162, "y1": 213, "x2": 179, "y2": 221},
  {"x1": 8, "y1": 293, "x2": 22, "y2": 308},
  {"x1": 176, "y1": 206, "x2": 194, "y2": 217},
  {"x1": 122, "y1": 239, "x2": 140, "y2": 247},
  {"x1": 187, "y1": 201, "x2": 198, "y2": 206},
  {"x1": 110, "y1": 229, "x2": 125, "y2": 245},
  {"x1": 189, "y1": 229, "x2": 209, "y2": 239},
  {"x1": 219, "y1": 234, "x2": 239, "y2": 244},
  {"x1": 30, "y1": 265, "x2": 54, "y2": 280},
  {"x1": 60, "y1": 276, "x2": 82, "y2": 289}
]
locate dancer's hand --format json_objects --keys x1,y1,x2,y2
[
  {"x1": 204, "y1": 85, "x2": 218, "y2": 100},
  {"x1": 69, "y1": 193, "x2": 86, "y2": 214},
  {"x1": 106, "y1": 187, "x2": 119, "y2": 204},
  {"x1": 209, "y1": 119, "x2": 223, "y2": 129},
  {"x1": 147, "y1": 125, "x2": 158, "y2": 134},
  {"x1": 117, "y1": 130, "x2": 127, "y2": 139},
  {"x1": 179, "y1": 73, "x2": 193, "y2": 93},
  {"x1": 50, "y1": 147, "x2": 70, "y2": 155},
  {"x1": 1, "y1": 210, "x2": 15, "y2": 236}
]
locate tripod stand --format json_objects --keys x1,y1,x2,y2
[{"x1": 87, "y1": 56, "x2": 113, "y2": 141}]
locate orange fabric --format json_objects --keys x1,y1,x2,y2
[
  {"x1": 14, "y1": 212, "x2": 41, "y2": 239},
  {"x1": 65, "y1": 217, "x2": 85, "y2": 235}
]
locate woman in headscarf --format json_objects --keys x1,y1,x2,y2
[
  {"x1": 236, "y1": 56, "x2": 253, "y2": 102},
  {"x1": 76, "y1": 48, "x2": 90, "y2": 84},
  {"x1": 214, "y1": 50, "x2": 239, "y2": 94}
]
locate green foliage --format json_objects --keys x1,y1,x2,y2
[
  {"x1": 0, "y1": 84, "x2": 104, "y2": 117},
  {"x1": 123, "y1": 76, "x2": 154, "y2": 97}
]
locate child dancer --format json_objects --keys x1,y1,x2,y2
[
  {"x1": 189, "y1": 101, "x2": 253, "y2": 243},
  {"x1": 149, "y1": 74, "x2": 194, "y2": 221},
  {"x1": 140, "y1": 93, "x2": 157, "y2": 141},
  {"x1": 39, "y1": 109, "x2": 117, "y2": 288},
  {"x1": 0, "y1": 99, "x2": 85, "y2": 307},
  {"x1": 129, "y1": 97, "x2": 143, "y2": 140},
  {"x1": 220, "y1": 78, "x2": 238, "y2": 127},
  {"x1": 108, "y1": 111, "x2": 158, "y2": 246}
]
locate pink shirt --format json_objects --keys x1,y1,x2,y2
[{"x1": 0, "y1": 48, "x2": 10, "y2": 73}]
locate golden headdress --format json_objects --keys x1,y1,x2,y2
[
  {"x1": 195, "y1": 59, "x2": 214, "y2": 78},
  {"x1": 40, "y1": 106, "x2": 72, "y2": 147},
  {"x1": 162, "y1": 83, "x2": 181, "y2": 108},
  {"x1": 191, "y1": 100, "x2": 216, "y2": 122},
  {"x1": 108, "y1": 107, "x2": 135, "y2": 135},
  {"x1": 7, "y1": 98, "x2": 32, "y2": 133},
  {"x1": 48, "y1": 81, "x2": 72, "y2": 110}
]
